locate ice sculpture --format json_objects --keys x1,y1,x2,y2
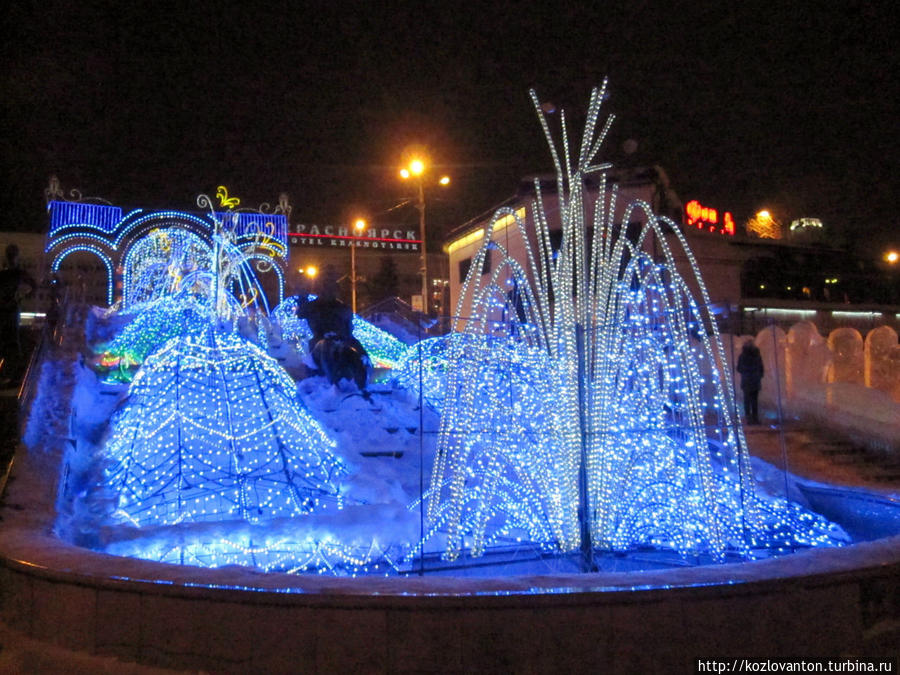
[{"x1": 427, "y1": 82, "x2": 844, "y2": 563}]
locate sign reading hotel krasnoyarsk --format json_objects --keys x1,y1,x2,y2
[{"x1": 289, "y1": 225, "x2": 420, "y2": 252}]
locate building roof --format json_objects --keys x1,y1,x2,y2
[{"x1": 444, "y1": 166, "x2": 669, "y2": 246}]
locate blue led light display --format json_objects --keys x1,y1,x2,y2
[
  {"x1": 425, "y1": 83, "x2": 846, "y2": 562},
  {"x1": 102, "y1": 328, "x2": 346, "y2": 528}
]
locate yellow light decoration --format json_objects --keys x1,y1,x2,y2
[{"x1": 216, "y1": 185, "x2": 241, "y2": 210}]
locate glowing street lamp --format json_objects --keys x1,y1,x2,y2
[
  {"x1": 746, "y1": 208, "x2": 782, "y2": 239},
  {"x1": 350, "y1": 218, "x2": 367, "y2": 313},
  {"x1": 295, "y1": 265, "x2": 318, "y2": 297},
  {"x1": 399, "y1": 155, "x2": 450, "y2": 314},
  {"x1": 885, "y1": 250, "x2": 898, "y2": 264}
]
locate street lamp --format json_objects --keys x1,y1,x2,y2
[
  {"x1": 296, "y1": 264, "x2": 318, "y2": 297},
  {"x1": 399, "y1": 156, "x2": 450, "y2": 314},
  {"x1": 747, "y1": 208, "x2": 782, "y2": 239},
  {"x1": 350, "y1": 218, "x2": 366, "y2": 313}
]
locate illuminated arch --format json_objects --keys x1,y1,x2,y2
[
  {"x1": 44, "y1": 226, "x2": 118, "y2": 252},
  {"x1": 122, "y1": 229, "x2": 214, "y2": 308},
  {"x1": 113, "y1": 210, "x2": 214, "y2": 251},
  {"x1": 50, "y1": 245, "x2": 115, "y2": 305}
]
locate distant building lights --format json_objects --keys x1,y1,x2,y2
[
  {"x1": 789, "y1": 217, "x2": 823, "y2": 231},
  {"x1": 684, "y1": 200, "x2": 735, "y2": 236},
  {"x1": 832, "y1": 311, "x2": 882, "y2": 319}
]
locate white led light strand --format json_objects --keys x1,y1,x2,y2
[{"x1": 425, "y1": 82, "x2": 845, "y2": 563}]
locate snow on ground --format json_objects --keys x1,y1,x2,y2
[{"x1": 18, "y1": 303, "x2": 445, "y2": 573}]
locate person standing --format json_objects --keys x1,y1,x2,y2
[
  {"x1": 0, "y1": 244, "x2": 36, "y2": 384},
  {"x1": 737, "y1": 339, "x2": 765, "y2": 425}
]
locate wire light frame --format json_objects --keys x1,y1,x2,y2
[{"x1": 426, "y1": 82, "x2": 845, "y2": 564}]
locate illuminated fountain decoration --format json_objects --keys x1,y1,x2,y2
[
  {"x1": 426, "y1": 83, "x2": 846, "y2": 564},
  {"x1": 71, "y1": 192, "x2": 389, "y2": 573},
  {"x1": 123, "y1": 229, "x2": 213, "y2": 307}
]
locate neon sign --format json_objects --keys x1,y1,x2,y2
[
  {"x1": 684, "y1": 200, "x2": 735, "y2": 236},
  {"x1": 289, "y1": 225, "x2": 421, "y2": 252}
]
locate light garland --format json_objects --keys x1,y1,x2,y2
[
  {"x1": 101, "y1": 329, "x2": 346, "y2": 528},
  {"x1": 425, "y1": 82, "x2": 846, "y2": 563},
  {"x1": 92, "y1": 294, "x2": 213, "y2": 382}
]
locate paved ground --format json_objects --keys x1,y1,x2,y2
[
  {"x1": 0, "y1": 387, "x2": 19, "y2": 494},
  {"x1": 744, "y1": 419, "x2": 900, "y2": 494}
]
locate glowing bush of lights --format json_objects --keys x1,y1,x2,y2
[
  {"x1": 102, "y1": 329, "x2": 345, "y2": 527},
  {"x1": 426, "y1": 83, "x2": 846, "y2": 563},
  {"x1": 351, "y1": 316, "x2": 408, "y2": 368},
  {"x1": 85, "y1": 328, "x2": 393, "y2": 572},
  {"x1": 93, "y1": 293, "x2": 213, "y2": 382}
]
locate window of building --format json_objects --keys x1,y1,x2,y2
[{"x1": 458, "y1": 257, "x2": 471, "y2": 282}]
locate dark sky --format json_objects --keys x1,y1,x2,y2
[{"x1": 3, "y1": 1, "x2": 897, "y2": 256}]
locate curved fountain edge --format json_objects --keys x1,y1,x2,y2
[
  {"x1": 3, "y1": 457, "x2": 899, "y2": 669},
  {"x1": 2, "y1": 517, "x2": 899, "y2": 604}
]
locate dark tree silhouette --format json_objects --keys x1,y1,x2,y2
[{"x1": 367, "y1": 256, "x2": 400, "y2": 304}]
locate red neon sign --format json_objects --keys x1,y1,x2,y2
[{"x1": 684, "y1": 200, "x2": 735, "y2": 236}]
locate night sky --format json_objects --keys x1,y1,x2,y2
[{"x1": 3, "y1": 1, "x2": 897, "y2": 256}]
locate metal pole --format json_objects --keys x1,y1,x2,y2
[
  {"x1": 575, "y1": 323, "x2": 596, "y2": 572},
  {"x1": 417, "y1": 180, "x2": 428, "y2": 314},
  {"x1": 351, "y1": 239, "x2": 357, "y2": 313}
]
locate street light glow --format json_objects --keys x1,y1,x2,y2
[
  {"x1": 350, "y1": 219, "x2": 367, "y2": 312},
  {"x1": 757, "y1": 210, "x2": 771, "y2": 220},
  {"x1": 397, "y1": 151, "x2": 451, "y2": 314},
  {"x1": 886, "y1": 250, "x2": 899, "y2": 264}
]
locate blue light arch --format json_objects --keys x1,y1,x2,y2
[
  {"x1": 46, "y1": 201, "x2": 288, "y2": 307},
  {"x1": 50, "y1": 245, "x2": 115, "y2": 305}
]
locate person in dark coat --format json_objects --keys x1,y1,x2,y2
[
  {"x1": 736, "y1": 340, "x2": 764, "y2": 425},
  {"x1": 0, "y1": 244, "x2": 36, "y2": 383},
  {"x1": 297, "y1": 271, "x2": 354, "y2": 351},
  {"x1": 296, "y1": 267, "x2": 369, "y2": 389}
]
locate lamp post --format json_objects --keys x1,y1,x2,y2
[
  {"x1": 350, "y1": 218, "x2": 366, "y2": 313},
  {"x1": 400, "y1": 157, "x2": 450, "y2": 314}
]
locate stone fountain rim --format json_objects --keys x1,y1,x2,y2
[{"x1": 2, "y1": 521, "x2": 898, "y2": 608}]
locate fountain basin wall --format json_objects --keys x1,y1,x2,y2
[{"x1": 2, "y1": 521, "x2": 898, "y2": 672}]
